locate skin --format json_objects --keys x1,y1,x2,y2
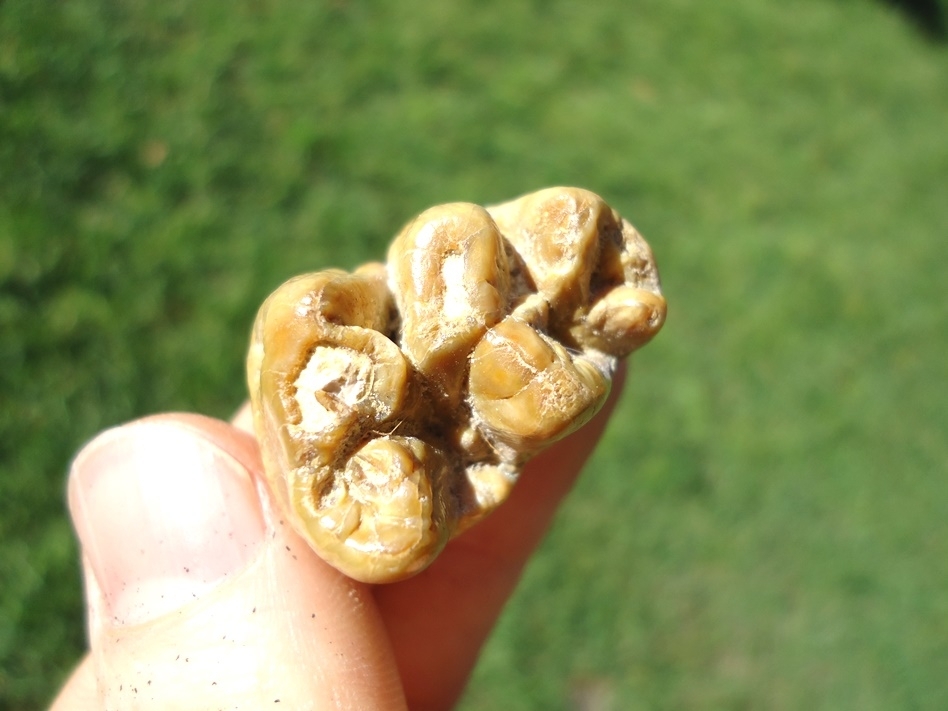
[{"x1": 51, "y1": 367, "x2": 625, "y2": 711}]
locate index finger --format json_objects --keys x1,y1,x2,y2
[{"x1": 373, "y1": 365, "x2": 627, "y2": 711}]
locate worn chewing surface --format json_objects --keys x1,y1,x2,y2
[{"x1": 247, "y1": 187, "x2": 666, "y2": 582}]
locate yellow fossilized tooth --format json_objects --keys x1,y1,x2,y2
[
  {"x1": 454, "y1": 462, "x2": 518, "y2": 534},
  {"x1": 488, "y1": 187, "x2": 666, "y2": 355},
  {"x1": 487, "y1": 187, "x2": 604, "y2": 312},
  {"x1": 566, "y1": 214, "x2": 667, "y2": 354},
  {"x1": 572, "y1": 284, "x2": 667, "y2": 354},
  {"x1": 467, "y1": 316, "x2": 610, "y2": 457},
  {"x1": 387, "y1": 203, "x2": 510, "y2": 404},
  {"x1": 247, "y1": 267, "x2": 429, "y2": 581},
  {"x1": 288, "y1": 435, "x2": 455, "y2": 582},
  {"x1": 247, "y1": 187, "x2": 666, "y2": 583}
]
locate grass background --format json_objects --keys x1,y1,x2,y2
[{"x1": 1, "y1": 0, "x2": 946, "y2": 708}]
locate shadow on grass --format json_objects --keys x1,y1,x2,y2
[{"x1": 881, "y1": 0, "x2": 947, "y2": 40}]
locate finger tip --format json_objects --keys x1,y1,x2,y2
[
  {"x1": 49, "y1": 656, "x2": 98, "y2": 711},
  {"x1": 230, "y1": 402, "x2": 255, "y2": 434},
  {"x1": 68, "y1": 417, "x2": 268, "y2": 627}
]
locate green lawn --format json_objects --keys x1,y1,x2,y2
[{"x1": 2, "y1": 0, "x2": 947, "y2": 708}]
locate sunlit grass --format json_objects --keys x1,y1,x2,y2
[{"x1": 1, "y1": 0, "x2": 946, "y2": 707}]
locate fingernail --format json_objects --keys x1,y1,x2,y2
[{"x1": 69, "y1": 420, "x2": 266, "y2": 626}]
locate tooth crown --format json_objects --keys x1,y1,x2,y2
[{"x1": 247, "y1": 187, "x2": 666, "y2": 582}]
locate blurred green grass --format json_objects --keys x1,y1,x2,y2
[{"x1": 2, "y1": 0, "x2": 946, "y2": 708}]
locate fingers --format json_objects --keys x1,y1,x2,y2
[
  {"x1": 231, "y1": 401, "x2": 254, "y2": 434},
  {"x1": 54, "y1": 415, "x2": 406, "y2": 711},
  {"x1": 374, "y1": 365, "x2": 627, "y2": 711},
  {"x1": 49, "y1": 657, "x2": 97, "y2": 711}
]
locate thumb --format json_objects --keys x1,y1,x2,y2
[{"x1": 58, "y1": 415, "x2": 406, "y2": 710}]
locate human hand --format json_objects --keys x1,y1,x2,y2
[{"x1": 50, "y1": 367, "x2": 625, "y2": 711}]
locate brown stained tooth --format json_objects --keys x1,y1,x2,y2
[
  {"x1": 467, "y1": 317, "x2": 610, "y2": 456},
  {"x1": 247, "y1": 268, "x2": 418, "y2": 575},
  {"x1": 488, "y1": 188, "x2": 666, "y2": 357},
  {"x1": 570, "y1": 285, "x2": 668, "y2": 354},
  {"x1": 248, "y1": 187, "x2": 666, "y2": 583},
  {"x1": 288, "y1": 436, "x2": 454, "y2": 583},
  {"x1": 487, "y1": 187, "x2": 604, "y2": 316},
  {"x1": 454, "y1": 462, "x2": 518, "y2": 534},
  {"x1": 387, "y1": 203, "x2": 510, "y2": 404}
]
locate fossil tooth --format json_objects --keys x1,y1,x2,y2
[{"x1": 248, "y1": 187, "x2": 666, "y2": 582}]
